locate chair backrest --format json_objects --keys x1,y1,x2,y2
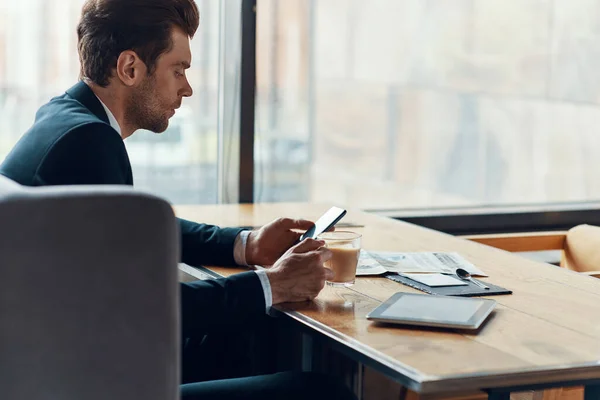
[
  {"x1": 0, "y1": 175, "x2": 180, "y2": 400},
  {"x1": 562, "y1": 224, "x2": 600, "y2": 273}
]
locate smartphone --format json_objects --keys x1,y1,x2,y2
[{"x1": 299, "y1": 206, "x2": 347, "y2": 242}]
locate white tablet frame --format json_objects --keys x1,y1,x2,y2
[{"x1": 366, "y1": 292, "x2": 496, "y2": 330}]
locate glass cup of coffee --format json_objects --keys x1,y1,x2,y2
[{"x1": 317, "y1": 231, "x2": 362, "y2": 287}]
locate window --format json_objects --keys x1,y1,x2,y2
[{"x1": 255, "y1": 0, "x2": 600, "y2": 211}]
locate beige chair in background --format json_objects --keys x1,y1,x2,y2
[
  {"x1": 0, "y1": 175, "x2": 180, "y2": 400},
  {"x1": 463, "y1": 224, "x2": 600, "y2": 278}
]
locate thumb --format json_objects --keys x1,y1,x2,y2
[
  {"x1": 323, "y1": 267, "x2": 335, "y2": 280},
  {"x1": 291, "y1": 238, "x2": 325, "y2": 254},
  {"x1": 278, "y1": 218, "x2": 315, "y2": 231},
  {"x1": 294, "y1": 219, "x2": 316, "y2": 230}
]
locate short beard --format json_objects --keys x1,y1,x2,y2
[{"x1": 126, "y1": 74, "x2": 169, "y2": 133}]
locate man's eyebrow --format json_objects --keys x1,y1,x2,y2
[{"x1": 173, "y1": 61, "x2": 191, "y2": 69}]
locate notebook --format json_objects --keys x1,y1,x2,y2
[
  {"x1": 401, "y1": 273, "x2": 468, "y2": 287},
  {"x1": 386, "y1": 274, "x2": 512, "y2": 297}
]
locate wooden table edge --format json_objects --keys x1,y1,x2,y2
[{"x1": 178, "y1": 264, "x2": 600, "y2": 395}]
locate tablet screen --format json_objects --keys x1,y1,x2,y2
[{"x1": 380, "y1": 295, "x2": 484, "y2": 323}]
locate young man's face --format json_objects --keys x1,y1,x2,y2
[{"x1": 127, "y1": 27, "x2": 193, "y2": 133}]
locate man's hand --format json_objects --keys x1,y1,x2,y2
[
  {"x1": 265, "y1": 238, "x2": 334, "y2": 304},
  {"x1": 245, "y1": 217, "x2": 315, "y2": 266}
]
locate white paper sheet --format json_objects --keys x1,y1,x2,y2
[{"x1": 356, "y1": 250, "x2": 487, "y2": 277}]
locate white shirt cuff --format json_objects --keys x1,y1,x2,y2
[
  {"x1": 234, "y1": 231, "x2": 272, "y2": 312},
  {"x1": 254, "y1": 269, "x2": 273, "y2": 312},
  {"x1": 233, "y1": 230, "x2": 251, "y2": 266}
]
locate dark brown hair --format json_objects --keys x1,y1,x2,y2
[{"x1": 77, "y1": 0, "x2": 199, "y2": 87}]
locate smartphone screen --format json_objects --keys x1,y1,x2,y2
[{"x1": 300, "y1": 206, "x2": 347, "y2": 241}]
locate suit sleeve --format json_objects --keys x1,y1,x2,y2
[
  {"x1": 180, "y1": 271, "x2": 266, "y2": 336},
  {"x1": 179, "y1": 218, "x2": 243, "y2": 267}
]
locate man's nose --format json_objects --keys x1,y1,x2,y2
[{"x1": 182, "y1": 78, "x2": 193, "y2": 97}]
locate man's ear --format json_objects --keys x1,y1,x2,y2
[{"x1": 115, "y1": 50, "x2": 147, "y2": 86}]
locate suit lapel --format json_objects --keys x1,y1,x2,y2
[{"x1": 65, "y1": 81, "x2": 110, "y2": 124}]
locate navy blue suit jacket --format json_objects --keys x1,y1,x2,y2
[{"x1": 0, "y1": 81, "x2": 265, "y2": 336}]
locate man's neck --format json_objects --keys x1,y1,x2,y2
[{"x1": 84, "y1": 80, "x2": 136, "y2": 139}]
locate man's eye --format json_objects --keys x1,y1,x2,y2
[{"x1": 175, "y1": 71, "x2": 183, "y2": 77}]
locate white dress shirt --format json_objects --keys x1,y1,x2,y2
[{"x1": 95, "y1": 94, "x2": 272, "y2": 311}]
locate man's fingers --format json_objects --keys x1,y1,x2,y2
[
  {"x1": 317, "y1": 247, "x2": 333, "y2": 262},
  {"x1": 276, "y1": 217, "x2": 315, "y2": 231},
  {"x1": 291, "y1": 238, "x2": 325, "y2": 254},
  {"x1": 323, "y1": 266, "x2": 335, "y2": 280},
  {"x1": 301, "y1": 247, "x2": 332, "y2": 264}
]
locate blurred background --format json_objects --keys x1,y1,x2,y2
[{"x1": 2, "y1": 0, "x2": 600, "y2": 211}]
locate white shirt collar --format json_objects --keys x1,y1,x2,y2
[{"x1": 95, "y1": 95, "x2": 122, "y2": 136}]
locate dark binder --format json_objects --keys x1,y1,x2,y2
[{"x1": 385, "y1": 274, "x2": 512, "y2": 297}]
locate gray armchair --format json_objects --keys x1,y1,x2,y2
[{"x1": 0, "y1": 175, "x2": 180, "y2": 400}]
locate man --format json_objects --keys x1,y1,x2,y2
[{"x1": 0, "y1": 0, "x2": 355, "y2": 399}]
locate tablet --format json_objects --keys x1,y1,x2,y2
[{"x1": 366, "y1": 292, "x2": 496, "y2": 330}]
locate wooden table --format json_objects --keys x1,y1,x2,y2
[{"x1": 175, "y1": 203, "x2": 600, "y2": 400}]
